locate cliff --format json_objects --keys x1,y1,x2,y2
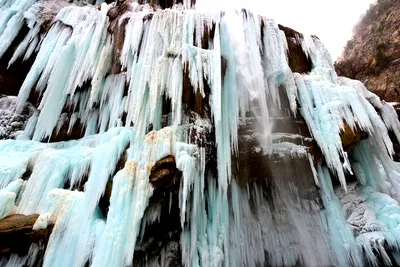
[
  {"x1": 0, "y1": 1, "x2": 399, "y2": 267},
  {"x1": 335, "y1": 0, "x2": 400, "y2": 102}
]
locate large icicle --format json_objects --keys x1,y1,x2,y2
[
  {"x1": 317, "y1": 164, "x2": 364, "y2": 267},
  {"x1": 91, "y1": 127, "x2": 174, "y2": 266}
]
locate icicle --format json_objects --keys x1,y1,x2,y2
[
  {"x1": 0, "y1": 9, "x2": 25, "y2": 58},
  {"x1": 262, "y1": 18, "x2": 296, "y2": 111},
  {"x1": 8, "y1": 24, "x2": 40, "y2": 67},
  {"x1": 0, "y1": 179, "x2": 24, "y2": 219},
  {"x1": 308, "y1": 153, "x2": 319, "y2": 186},
  {"x1": 0, "y1": 140, "x2": 40, "y2": 189},
  {"x1": 90, "y1": 36, "x2": 113, "y2": 105},
  {"x1": 33, "y1": 41, "x2": 75, "y2": 140},
  {"x1": 317, "y1": 163, "x2": 364, "y2": 267},
  {"x1": 336, "y1": 181, "x2": 400, "y2": 266},
  {"x1": 0, "y1": 243, "x2": 42, "y2": 266},
  {"x1": 39, "y1": 189, "x2": 104, "y2": 267},
  {"x1": 92, "y1": 127, "x2": 175, "y2": 267},
  {"x1": 292, "y1": 68, "x2": 400, "y2": 190},
  {"x1": 16, "y1": 23, "x2": 71, "y2": 113}
]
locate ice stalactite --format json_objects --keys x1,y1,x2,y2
[
  {"x1": 0, "y1": 0, "x2": 36, "y2": 59},
  {"x1": 0, "y1": 243, "x2": 43, "y2": 267},
  {"x1": 91, "y1": 128, "x2": 177, "y2": 267},
  {"x1": 0, "y1": 179, "x2": 24, "y2": 219},
  {"x1": 291, "y1": 37, "x2": 400, "y2": 264},
  {"x1": 122, "y1": 10, "x2": 185, "y2": 138},
  {"x1": 0, "y1": 126, "x2": 189, "y2": 266},
  {"x1": 318, "y1": 164, "x2": 364, "y2": 267},
  {"x1": 227, "y1": 179, "x2": 332, "y2": 267},
  {"x1": 181, "y1": 168, "x2": 333, "y2": 267},
  {"x1": 293, "y1": 58, "x2": 400, "y2": 191}
]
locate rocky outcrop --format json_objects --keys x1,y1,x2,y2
[
  {"x1": 149, "y1": 155, "x2": 178, "y2": 188},
  {"x1": 340, "y1": 121, "x2": 362, "y2": 152},
  {"x1": 0, "y1": 215, "x2": 53, "y2": 257},
  {"x1": 278, "y1": 25, "x2": 312, "y2": 74},
  {"x1": 335, "y1": 0, "x2": 400, "y2": 102},
  {"x1": 135, "y1": 156, "x2": 182, "y2": 266}
]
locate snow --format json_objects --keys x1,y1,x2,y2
[
  {"x1": 0, "y1": 96, "x2": 35, "y2": 139},
  {"x1": 336, "y1": 182, "x2": 400, "y2": 266}
]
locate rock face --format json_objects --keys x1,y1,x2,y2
[
  {"x1": 0, "y1": 25, "x2": 37, "y2": 99},
  {"x1": 0, "y1": 215, "x2": 53, "y2": 257},
  {"x1": 340, "y1": 121, "x2": 362, "y2": 152},
  {"x1": 335, "y1": 0, "x2": 400, "y2": 102},
  {"x1": 278, "y1": 25, "x2": 312, "y2": 74}
]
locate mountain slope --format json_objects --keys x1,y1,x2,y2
[{"x1": 335, "y1": 0, "x2": 400, "y2": 102}]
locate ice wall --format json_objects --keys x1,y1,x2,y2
[{"x1": 0, "y1": 0, "x2": 400, "y2": 266}]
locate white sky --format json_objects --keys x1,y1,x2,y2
[{"x1": 196, "y1": 0, "x2": 376, "y2": 61}]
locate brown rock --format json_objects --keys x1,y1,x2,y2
[
  {"x1": 340, "y1": 121, "x2": 361, "y2": 152},
  {"x1": 0, "y1": 214, "x2": 53, "y2": 256},
  {"x1": 98, "y1": 180, "x2": 113, "y2": 218},
  {"x1": 49, "y1": 120, "x2": 85, "y2": 143},
  {"x1": 278, "y1": 24, "x2": 312, "y2": 74},
  {"x1": 149, "y1": 155, "x2": 177, "y2": 188}
]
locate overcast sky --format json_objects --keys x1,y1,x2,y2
[{"x1": 196, "y1": 0, "x2": 376, "y2": 61}]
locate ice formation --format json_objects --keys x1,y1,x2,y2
[
  {"x1": 0, "y1": 0, "x2": 399, "y2": 266},
  {"x1": 0, "y1": 96, "x2": 35, "y2": 139}
]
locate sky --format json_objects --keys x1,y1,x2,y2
[{"x1": 195, "y1": 0, "x2": 376, "y2": 61}]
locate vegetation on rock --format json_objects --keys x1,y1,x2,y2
[{"x1": 335, "y1": 0, "x2": 400, "y2": 102}]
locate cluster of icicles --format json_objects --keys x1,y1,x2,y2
[{"x1": 1, "y1": 0, "x2": 400, "y2": 266}]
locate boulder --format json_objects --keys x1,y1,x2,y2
[
  {"x1": 0, "y1": 214, "x2": 53, "y2": 256},
  {"x1": 149, "y1": 155, "x2": 178, "y2": 189}
]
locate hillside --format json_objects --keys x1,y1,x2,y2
[{"x1": 335, "y1": 0, "x2": 400, "y2": 102}]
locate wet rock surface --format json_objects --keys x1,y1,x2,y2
[
  {"x1": 236, "y1": 89, "x2": 322, "y2": 202},
  {"x1": 340, "y1": 121, "x2": 362, "y2": 152},
  {"x1": 134, "y1": 157, "x2": 182, "y2": 266},
  {"x1": 0, "y1": 214, "x2": 53, "y2": 257},
  {"x1": 279, "y1": 25, "x2": 312, "y2": 74},
  {"x1": 149, "y1": 155, "x2": 178, "y2": 189}
]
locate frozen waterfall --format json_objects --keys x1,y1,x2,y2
[{"x1": 0, "y1": 0, "x2": 400, "y2": 266}]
